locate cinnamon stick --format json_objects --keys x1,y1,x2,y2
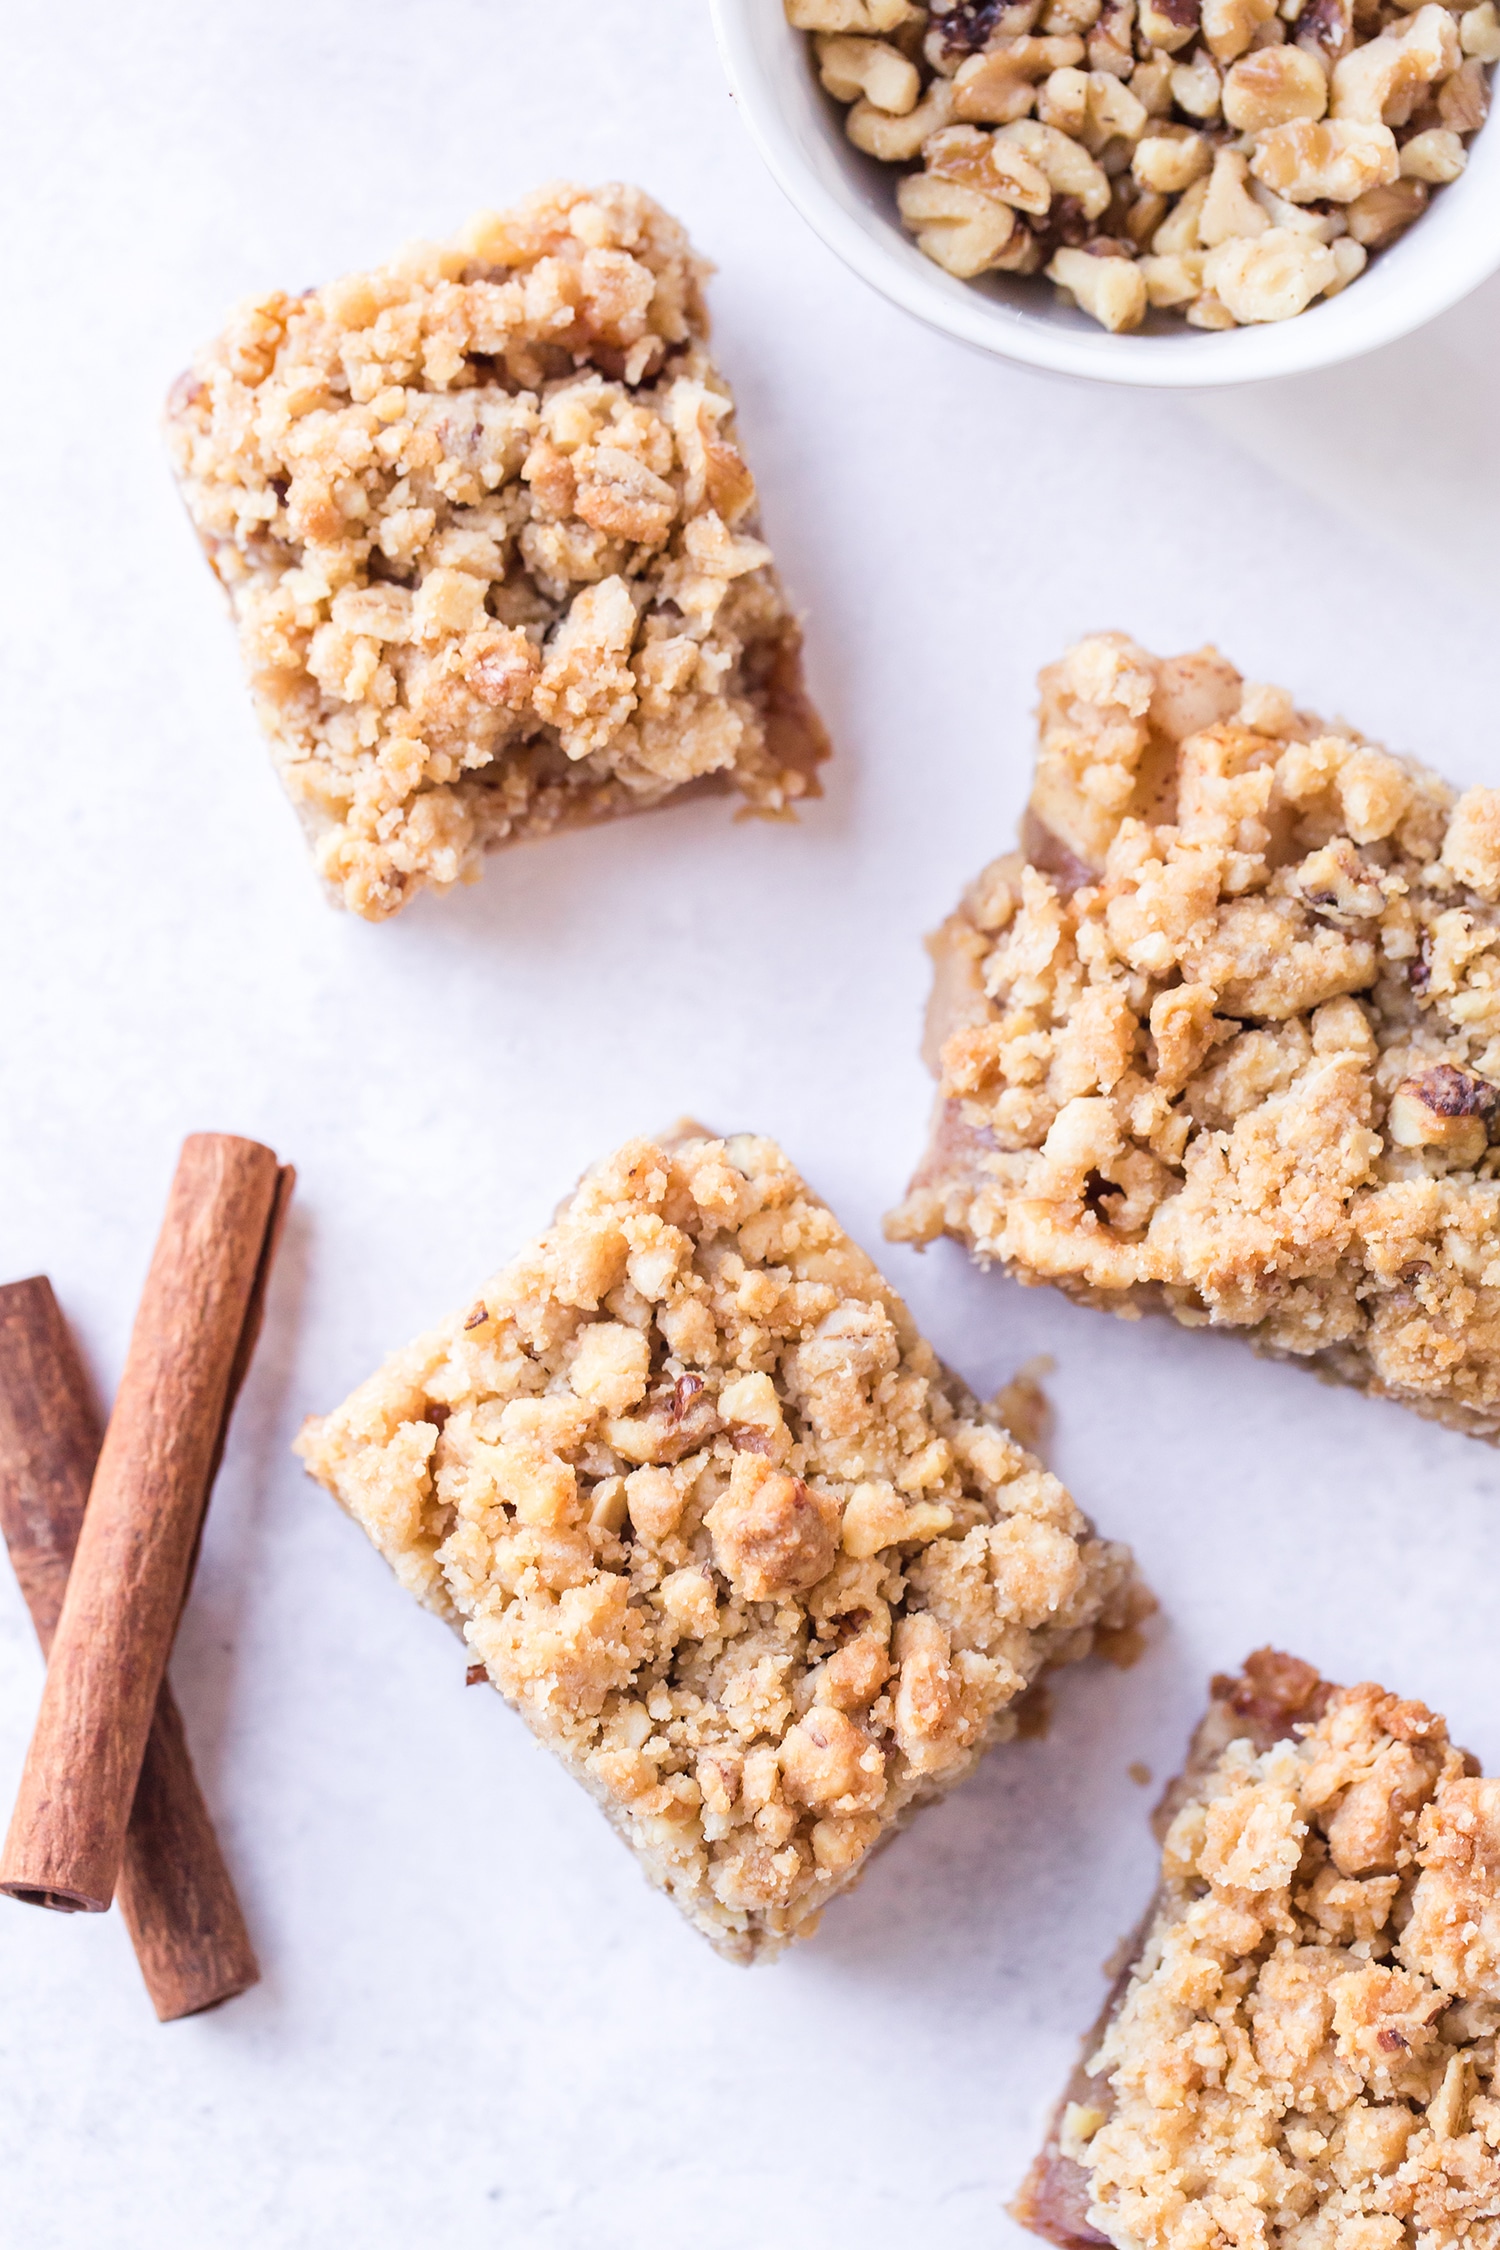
[
  {"x1": 0, "y1": 1135, "x2": 289, "y2": 1921},
  {"x1": 0, "y1": 1276, "x2": 261, "y2": 2018}
]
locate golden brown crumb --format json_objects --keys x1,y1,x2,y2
[
  {"x1": 889, "y1": 632, "x2": 1500, "y2": 1441},
  {"x1": 167, "y1": 183, "x2": 827, "y2": 920},
  {"x1": 994, "y1": 1353, "x2": 1057, "y2": 1455},
  {"x1": 297, "y1": 1127, "x2": 1141, "y2": 1961},
  {"x1": 1038, "y1": 1657, "x2": 1500, "y2": 2250}
]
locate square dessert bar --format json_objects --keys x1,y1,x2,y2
[
  {"x1": 167, "y1": 183, "x2": 827, "y2": 920},
  {"x1": 1015, "y1": 1651, "x2": 1500, "y2": 2250},
  {"x1": 297, "y1": 1128, "x2": 1141, "y2": 1962},
  {"x1": 890, "y1": 633, "x2": 1500, "y2": 1439}
]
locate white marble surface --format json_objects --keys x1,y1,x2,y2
[{"x1": 3, "y1": 6, "x2": 1499, "y2": 2244}]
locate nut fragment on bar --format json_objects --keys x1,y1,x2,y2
[
  {"x1": 167, "y1": 184, "x2": 827, "y2": 920},
  {"x1": 889, "y1": 633, "x2": 1500, "y2": 1441},
  {"x1": 297, "y1": 1128, "x2": 1142, "y2": 1961},
  {"x1": 1013, "y1": 1650, "x2": 1500, "y2": 2250},
  {"x1": 787, "y1": 0, "x2": 1495, "y2": 331}
]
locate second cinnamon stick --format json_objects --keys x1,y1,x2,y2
[{"x1": 0, "y1": 1135, "x2": 283, "y2": 1914}]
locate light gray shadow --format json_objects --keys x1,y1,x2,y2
[{"x1": 1190, "y1": 271, "x2": 1500, "y2": 596}]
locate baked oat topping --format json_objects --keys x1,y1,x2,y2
[
  {"x1": 167, "y1": 184, "x2": 827, "y2": 919},
  {"x1": 787, "y1": 0, "x2": 1496, "y2": 331},
  {"x1": 296, "y1": 1128, "x2": 1142, "y2": 1962},
  {"x1": 889, "y1": 634, "x2": 1500, "y2": 1440},
  {"x1": 1018, "y1": 1651, "x2": 1500, "y2": 2250}
]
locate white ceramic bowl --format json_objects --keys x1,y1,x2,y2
[{"x1": 711, "y1": 0, "x2": 1500, "y2": 386}]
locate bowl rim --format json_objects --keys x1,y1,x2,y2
[{"x1": 710, "y1": 0, "x2": 1500, "y2": 389}]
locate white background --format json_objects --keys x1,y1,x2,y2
[{"x1": 3, "y1": 6, "x2": 1499, "y2": 2244}]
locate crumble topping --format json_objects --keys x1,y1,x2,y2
[
  {"x1": 1057, "y1": 1653, "x2": 1500, "y2": 2250},
  {"x1": 788, "y1": 0, "x2": 1495, "y2": 330},
  {"x1": 889, "y1": 633, "x2": 1500, "y2": 1440},
  {"x1": 167, "y1": 183, "x2": 826, "y2": 919},
  {"x1": 296, "y1": 1129, "x2": 1141, "y2": 1962}
]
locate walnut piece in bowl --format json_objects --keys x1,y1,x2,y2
[{"x1": 712, "y1": 0, "x2": 1500, "y2": 381}]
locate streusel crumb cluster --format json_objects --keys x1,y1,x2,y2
[
  {"x1": 890, "y1": 634, "x2": 1500, "y2": 1440},
  {"x1": 167, "y1": 184, "x2": 826, "y2": 920},
  {"x1": 1061, "y1": 1656, "x2": 1500, "y2": 2250},
  {"x1": 789, "y1": 0, "x2": 1495, "y2": 330},
  {"x1": 297, "y1": 1129, "x2": 1140, "y2": 1961}
]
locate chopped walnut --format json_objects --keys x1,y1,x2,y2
[
  {"x1": 297, "y1": 1127, "x2": 1141, "y2": 1962},
  {"x1": 1205, "y1": 227, "x2": 1339, "y2": 320},
  {"x1": 1222, "y1": 44, "x2": 1329, "y2": 130},
  {"x1": 890, "y1": 633, "x2": 1500, "y2": 1442},
  {"x1": 706, "y1": 1462, "x2": 842, "y2": 1600},
  {"x1": 1015, "y1": 1655, "x2": 1499, "y2": 2250},
  {"x1": 167, "y1": 183, "x2": 827, "y2": 919},
  {"x1": 1345, "y1": 174, "x2": 1430, "y2": 245},
  {"x1": 817, "y1": 32, "x2": 923, "y2": 111},
  {"x1": 788, "y1": 0, "x2": 1492, "y2": 329},
  {"x1": 1048, "y1": 244, "x2": 1150, "y2": 328}
]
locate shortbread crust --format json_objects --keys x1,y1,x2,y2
[
  {"x1": 297, "y1": 1128, "x2": 1141, "y2": 1961},
  {"x1": 167, "y1": 184, "x2": 826, "y2": 920},
  {"x1": 890, "y1": 633, "x2": 1500, "y2": 1440},
  {"x1": 1015, "y1": 1651, "x2": 1500, "y2": 2250}
]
